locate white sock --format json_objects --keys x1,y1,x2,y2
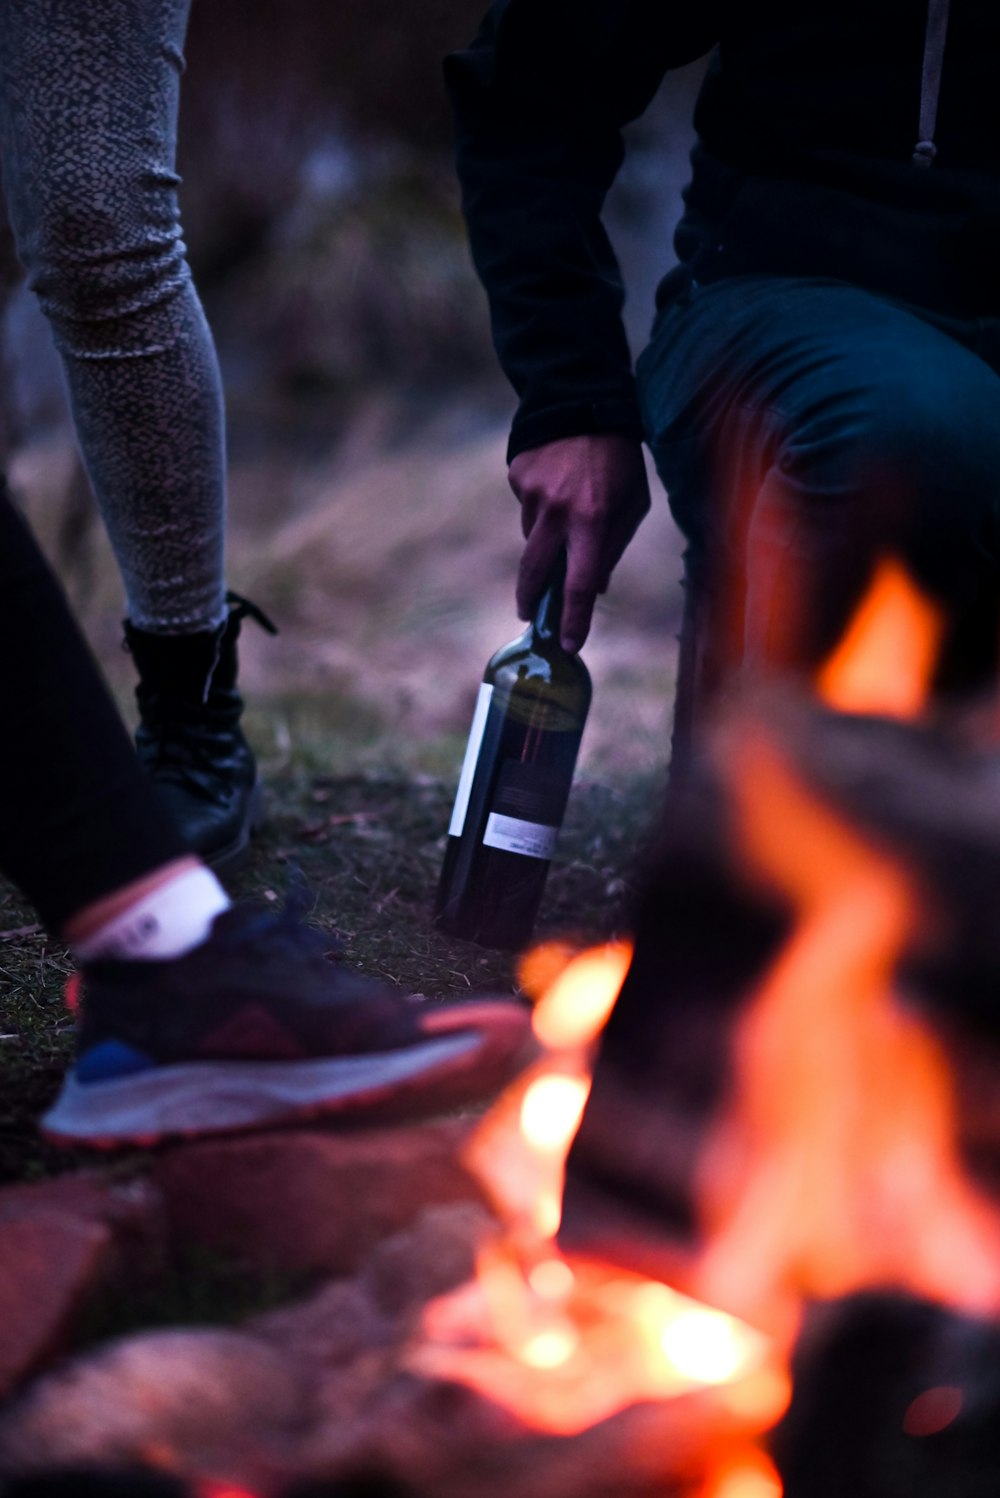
[{"x1": 72, "y1": 865, "x2": 232, "y2": 963}]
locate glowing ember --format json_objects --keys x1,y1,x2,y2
[
  {"x1": 658, "y1": 1305, "x2": 759, "y2": 1385},
  {"x1": 413, "y1": 1252, "x2": 787, "y2": 1437}
]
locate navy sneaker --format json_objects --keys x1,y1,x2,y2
[{"x1": 41, "y1": 903, "x2": 532, "y2": 1148}]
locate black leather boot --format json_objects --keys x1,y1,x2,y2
[{"x1": 125, "y1": 592, "x2": 277, "y2": 867}]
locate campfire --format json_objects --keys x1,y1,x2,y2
[
  {"x1": 409, "y1": 938, "x2": 789, "y2": 1459},
  {"x1": 4, "y1": 558, "x2": 1000, "y2": 1497},
  {"x1": 408, "y1": 557, "x2": 1000, "y2": 1495}
]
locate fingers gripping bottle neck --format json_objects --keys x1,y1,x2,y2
[{"x1": 434, "y1": 550, "x2": 592, "y2": 950}]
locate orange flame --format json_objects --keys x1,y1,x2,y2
[
  {"x1": 697, "y1": 559, "x2": 1000, "y2": 1318},
  {"x1": 530, "y1": 941, "x2": 632, "y2": 1049},
  {"x1": 461, "y1": 942, "x2": 631, "y2": 1241},
  {"x1": 698, "y1": 721, "x2": 1000, "y2": 1330},
  {"x1": 410, "y1": 556, "x2": 992, "y2": 1498},
  {"x1": 816, "y1": 555, "x2": 944, "y2": 718},
  {"x1": 703, "y1": 1447, "x2": 784, "y2": 1498},
  {"x1": 410, "y1": 936, "x2": 789, "y2": 1454},
  {"x1": 416, "y1": 1245, "x2": 789, "y2": 1438}
]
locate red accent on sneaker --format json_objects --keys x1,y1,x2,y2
[
  {"x1": 196, "y1": 1004, "x2": 309, "y2": 1060},
  {"x1": 65, "y1": 972, "x2": 82, "y2": 1016}
]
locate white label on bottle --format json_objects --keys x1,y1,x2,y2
[
  {"x1": 448, "y1": 683, "x2": 494, "y2": 837},
  {"x1": 483, "y1": 813, "x2": 559, "y2": 860}
]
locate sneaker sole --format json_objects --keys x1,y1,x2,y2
[{"x1": 41, "y1": 1001, "x2": 533, "y2": 1149}]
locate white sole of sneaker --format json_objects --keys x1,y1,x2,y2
[
  {"x1": 41, "y1": 1032, "x2": 481, "y2": 1147},
  {"x1": 40, "y1": 999, "x2": 535, "y2": 1148}
]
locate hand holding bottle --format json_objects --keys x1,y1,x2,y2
[{"x1": 509, "y1": 433, "x2": 651, "y2": 653}]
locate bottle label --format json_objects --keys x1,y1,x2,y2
[
  {"x1": 483, "y1": 812, "x2": 559, "y2": 860},
  {"x1": 448, "y1": 682, "x2": 494, "y2": 837},
  {"x1": 480, "y1": 758, "x2": 572, "y2": 860},
  {"x1": 492, "y1": 757, "x2": 575, "y2": 826}
]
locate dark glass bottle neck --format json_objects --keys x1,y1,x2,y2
[{"x1": 533, "y1": 550, "x2": 567, "y2": 644}]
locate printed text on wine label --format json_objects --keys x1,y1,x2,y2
[{"x1": 483, "y1": 812, "x2": 559, "y2": 860}]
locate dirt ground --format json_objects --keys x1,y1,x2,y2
[{"x1": 0, "y1": 387, "x2": 685, "y2": 1183}]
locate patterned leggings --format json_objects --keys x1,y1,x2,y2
[{"x1": 0, "y1": 0, "x2": 226, "y2": 634}]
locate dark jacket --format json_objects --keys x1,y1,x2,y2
[{"x1": 446, "y1": 1, "x2": 1000, "y2": 459}]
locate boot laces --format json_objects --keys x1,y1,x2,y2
[
  {"x1": 132, "y1": 592, "x2": 276, "y2": 802},
  {"x1": 137, "y1": 700, "x2": 242, "y2": 803},
  {"x1": 225, "y1": 589, "x2": 278, "y2": 636}
]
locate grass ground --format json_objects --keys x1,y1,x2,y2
[
  {"x1": 0, "y1": 696, "x2": 665, "y2": 1187},
  {"x1": 0, "y1": 397, "x2": 679, "y2": 1185}
]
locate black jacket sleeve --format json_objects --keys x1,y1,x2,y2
[{"x1": 446, "y1": 0, "x2": 719, "y2": 460}]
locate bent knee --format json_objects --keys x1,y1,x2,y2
[
  {"x1": 20, "y1": 192, "x2": 189, "y2": 338},
  {"x1": 865, "y1": 374, "x2": 1000, "y2": 486},
  {"x1": 796, "y1": 372, "x2": 1000, "y2": 536},
  {"x1": 776, "y1": 371, "x2": 1000, "y2": 612}
]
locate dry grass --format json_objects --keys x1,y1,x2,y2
[
  {"x1": 0, "y1": 396, "x2": 679, "y2": 1182},
  {"x1": 0, "y1": 693, "x2": 664, "y2": 1185}
]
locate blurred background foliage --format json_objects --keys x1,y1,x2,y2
[
  {"x1": 0, "y1": 3, "x2": 710, "y2": 1171},
  {"x1": 1, "y1": 0, "x2": 706, "y2": 778},
  {"x1": 179, "y1": 0, "x2": 500, "y2": 393}
]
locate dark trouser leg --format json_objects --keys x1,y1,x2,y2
[
  {"x1": 559, "y1": 770, "x2": 788, "y2": 1276},
  {"x1": 0, "y1": 484, "x2": 185, "y2": 931},
  {"x1": 636, "y1": 276, "x2": 1000, "y2": 764},
  {"x1": 560, "y1": 277, "x2": 1000, "y2": 1265},
  {"x1": 670, "y1": 543, "x2": 712, "y2": 770}
]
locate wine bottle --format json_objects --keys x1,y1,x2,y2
[{"x1": 434, "y1": 551, "x2": 592, "y2": 950}]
